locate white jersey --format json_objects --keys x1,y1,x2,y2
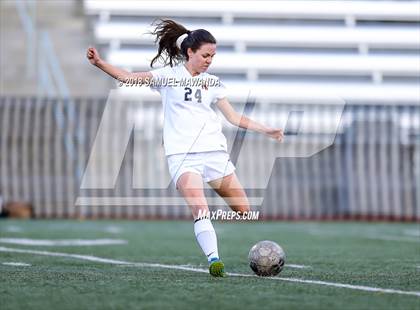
[{"x1": 150, "y1": 64, "x2": 228, "y2": 156}]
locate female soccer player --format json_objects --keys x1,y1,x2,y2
[{"x1": 87, "y1": 19, "x2": 283, "y2": 277}]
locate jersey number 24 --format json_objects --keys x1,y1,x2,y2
[{"x1": 184, "y1": 87, "x2": 202, "y2": 103}]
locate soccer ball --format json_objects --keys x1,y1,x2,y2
[{"x1": 248, "y1": 240, "x2": 285, "y2": 276}]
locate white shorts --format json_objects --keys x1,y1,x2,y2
[{"x1": 167, "y1": 151, "x2": 236, "y2": 187}]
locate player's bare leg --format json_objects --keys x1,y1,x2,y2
[
  {"x1": 177, "y1": 172, "x2": 226, "y2": 277},
  {"x1": 177, "y1": 172, "x2": 209, "y2": 219},
  {"x1": 208, "y1": 172, "x2": 251, "y2": 215}
]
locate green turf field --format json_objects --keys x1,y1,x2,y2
[{"x1": 0, "y1": 220, "x2": 419, "y2": 310}]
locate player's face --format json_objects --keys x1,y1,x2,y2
[{"x1": 188, "y1": 43, "x2": 216, "y2": 73}]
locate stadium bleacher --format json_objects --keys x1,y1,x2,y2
[
  {"x1": 84, "y1": 0, "x2": 420, "y2": 104},
  {"x1": 108, "y1": 51, "x2": 420, "y2": 82},
  {"x1": 94, "y1": 23, "x2": 420, "y2": 52},
  {"x1": 84, "y1": 1, "x2": 420, "y2": 24}
]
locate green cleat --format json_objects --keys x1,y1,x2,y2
[{"x1": 209, "y1": 259, "x2": 226, "y2": 277}]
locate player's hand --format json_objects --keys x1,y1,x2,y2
[
  {"x1": 265, "y1": 128, "x2": 284, "y2": 142},
  {"x1": 86, "y1": 47, "x2": 102, "y2": 66}
]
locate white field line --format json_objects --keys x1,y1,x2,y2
[
  {"x1": 2, "y1": 262, "x2": 31, "y2": 266},
  {"x1": 0, "y1": 246, "x2": 131, "y2": 265},
  {"x1": 0, "y1": 238, "x2": 127, "y2": 246},
  {"x1": 0, "y1": 246, "x2": 419, "y2": 297},
  {"x1": 286, "y1": 264, "x2": 311, "y2": 269}
]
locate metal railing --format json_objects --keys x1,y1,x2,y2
[{"x1": 0, "y1": 96, "x2": 418, "y2": 220}]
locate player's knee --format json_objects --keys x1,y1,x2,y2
[{"x1": 191, "y1": 205, "x2": 209, "y2": 219}]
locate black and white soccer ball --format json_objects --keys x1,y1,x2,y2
[{"x1": 248, "y1": 240, "x2": 286, "y2": 276}]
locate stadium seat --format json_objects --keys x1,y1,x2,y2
[
  {"x1": 94, "y1": 23, "x2": 420, "y2": 53},
  {"x1": 106, "y1": 50, "x2": 420, "y2": 83},
  {"x1": 84, "y1": 0, "x2": 420, "y2": 103},
  {"x1": 84, "y1": 1, "x2": 420, "y2": 25}
]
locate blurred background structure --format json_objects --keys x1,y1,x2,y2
[{"x1": 0, "y1": 0, "x2": 419, "y2": 220}]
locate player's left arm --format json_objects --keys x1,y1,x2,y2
[{"x1": 216, "y1": 97, "x2": 283, "y2": 141}]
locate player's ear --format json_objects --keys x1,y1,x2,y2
[{"x1": 187, "y1": 47, "x2": 194, "y2": 59}]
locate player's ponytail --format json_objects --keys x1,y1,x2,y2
[{"x1": 150, "y1": 19, "x2": 216, "y2": 67}]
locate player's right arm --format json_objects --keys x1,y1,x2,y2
[{"x1": 86, "y1": 46, "x2": 152, "y2": 84}]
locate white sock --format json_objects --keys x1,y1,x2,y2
[{"x1": 194, "y1": 218, "x2": 219, "y2": 262}]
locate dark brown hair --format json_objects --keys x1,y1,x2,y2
[{"x1": 150, "y1": 19, "x2": 216, "y2": 67}]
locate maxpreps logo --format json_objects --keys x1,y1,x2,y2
[{"x1": 197, "y1": 209, "x2": 260, "y2": 221}]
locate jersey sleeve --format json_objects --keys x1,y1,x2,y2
[
  {"x1": 212, "y1": 79, "x2": 227, "y2": 102},
  {"x1": 149, "y1": 66, "x2": 171, "y2": 92}
]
